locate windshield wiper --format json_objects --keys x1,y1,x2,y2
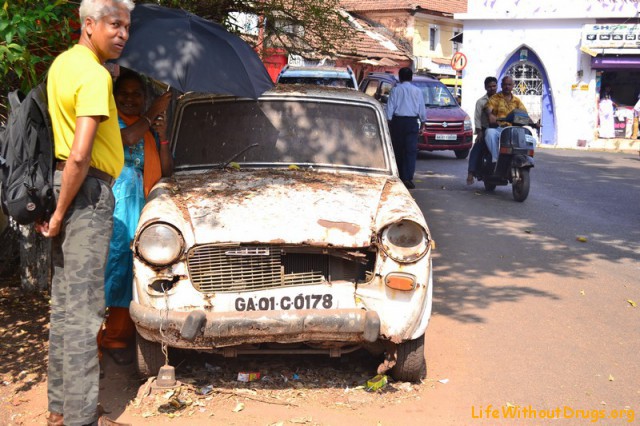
[{"x1": 214, "y1": 143, "x2": 260, "y2": 169}]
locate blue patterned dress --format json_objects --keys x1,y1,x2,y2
[{"x1": 104, "y1": 118, "x2": 147, "y2": 307}]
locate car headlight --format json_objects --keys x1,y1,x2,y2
[
  {"x1": 380, "y1": 220, "x2": 429, "y2": 263},
  {"x1": 464, "y1": 117, "x2": 472, "y2": 131},
  {"x1": 136, "y1": 223, "x2": 184, "y2": 266}
]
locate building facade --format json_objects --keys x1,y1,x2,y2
[
  {"x1": 457, "y1": 0, "x2": 640, "y2": 149},
  {"x1": 340, "y1": 0, "x2": 468, "y2": 78}
]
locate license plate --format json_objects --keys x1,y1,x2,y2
[
  {"x1": 435, "y1": 134, "x2": 457, "y2": 141},
  {"x1": 234, "y1": 293, "x2": 335, "y2": 311}
]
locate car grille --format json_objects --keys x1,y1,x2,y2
[
  {"x1": 187, "y1": 245, "x2": 374, "y2": 293},
  {"x1": 424, "y1": 120, "x2": 465, "y2": 133}
]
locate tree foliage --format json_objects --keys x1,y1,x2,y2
[
  {"x1": 0, "y1": 0, "x2": 354, "y2": 121},
  {"x1": 148, "y1": 0, "x2": 353, "y2": 57},
  {"x1": 0, "y1": 0, "x2": 78, "y2": 122}
]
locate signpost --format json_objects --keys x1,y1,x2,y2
[{"x1": 450, "y1": 52, "x2": 467, "y2": 101}]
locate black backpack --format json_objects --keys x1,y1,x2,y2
[{"x1": 0, "y1": 82, "x2": 55, "y2": 225}]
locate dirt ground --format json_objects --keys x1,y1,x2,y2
[{"x1": 0, "y1": 282, "x2": 444, "y2": 426}]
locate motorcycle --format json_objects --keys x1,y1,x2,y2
[{"x1": 473, "y1": 109, "x2": 537, "y2": 202}]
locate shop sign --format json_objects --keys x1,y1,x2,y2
[{"x1": 581, "y1": 24, "x2": 640, "y2": 49}]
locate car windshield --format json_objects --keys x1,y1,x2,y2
[
  {"x1": 413, "y1": 81, "x2": 457, "y2": 107},
  {"x1": 278, "y1": 76, "x2": 355, "y2": 88},
  {"x1": 173, "y1": 98, "x2": 388, "y2": 171}
]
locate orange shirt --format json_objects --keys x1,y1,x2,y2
[{"x1": 486, "y1": 92, "x2": 527, "y2": 126}]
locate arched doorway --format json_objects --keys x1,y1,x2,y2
[
  {"x1": 499, "y1": 46, "x2": 556, "y2": 145},
  {"x1": 506, "y1": 62, "x2": 543, "y2": 123}
]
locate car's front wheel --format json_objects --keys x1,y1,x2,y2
[
  {"x1": 390, "y1": 334, "x2": 426, "y2": 382},
  {"x1": 135, "y1": 331, "x2": 165, "y2": 377}
]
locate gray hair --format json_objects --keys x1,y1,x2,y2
[{"x1": 79, "y1": 0, "x2": 135, "y2": 30}]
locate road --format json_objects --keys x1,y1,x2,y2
[
  {"x1": 412, "y1": 147, "x2": 640, "y2": 424},
  {"x1": 3, "y1": 148, "x2": 639, "y2": 426}
]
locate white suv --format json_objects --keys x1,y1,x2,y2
[{"x1": 276, "y1": 65, "x2": 359, "y2": 89}]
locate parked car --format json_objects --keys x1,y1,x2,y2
[
  {"x1": 360, "y1": 72, "x2": 473, "y2": 159},
  {"x1": 276, "y1": 65, "x2": 359, "y2": 89},
  {"x1": 130, "y1": 86, "x2": 434, "y2": 382}
]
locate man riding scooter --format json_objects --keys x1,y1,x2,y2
[
  {"x1": 472, "y1": 75, "x2": 540, "y2": 201},
  {"x1": 484, "y1": 75, "x2": 532, "y2": 166},
  {"x1": 467, "y1": 76, "x2": 498, "y2": 185}
]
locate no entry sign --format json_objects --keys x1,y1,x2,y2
[{"x1": 451, "y1": 52, "x2": 467, "y2": 71}]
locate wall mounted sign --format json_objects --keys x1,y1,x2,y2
[{"x1": 581, "y1": 24, "x2": 640, "y2": 49}]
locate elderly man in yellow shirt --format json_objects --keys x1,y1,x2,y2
[{"x1": 483, "y1": 76, "x2": 528, "y2": 164}]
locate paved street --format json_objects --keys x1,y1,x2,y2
[
  {"x1": 2, "y1": 148, "x2": 638, "y2": 426},
  {"x1": 411, "y1": 147, "x2": 640, "y2": 424}
]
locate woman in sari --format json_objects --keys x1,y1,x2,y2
[{"x1": 99, "y1": 70, "x2": 172, "y2": 365}]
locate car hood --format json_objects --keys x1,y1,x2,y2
[
  {"x1": 425, "y1": 106, "x2": 469, "y2": 121},
  {"x1": 161, "y1": 170, "x2": 398, "y2": 247}
]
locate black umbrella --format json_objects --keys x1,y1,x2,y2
[{"x1": 115, "y1": 4, "x2": 273, "y2": 99}]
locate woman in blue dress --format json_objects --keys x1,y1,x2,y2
[{"x1": 99, "y1": 70, "x2": 173, "y2": 365}]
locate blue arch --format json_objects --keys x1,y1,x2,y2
[{"x1": 498, "y1": 46, "x2": 556, "y2": 145}]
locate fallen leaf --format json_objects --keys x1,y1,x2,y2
[
  {"x1": 233, "y1": 402, "x2": 245, "y2": 412},
  {"x1": 608, "y1": 374, "x2": 614, "y2": 381},
  {"x1": 580, "y1": 290, "x2": 585, "y2": 296},
  {"x1": 288, "y1": 164, "x2": 300, "y2": 170},
  {"x1": 438, "y1": 378, "x2": 449, "y2": 384},
  {"x1": 229, "y1": 162, "x2": 240, "y2": 170},
  {"x1": 577, "y1": 236, "x2": 588, "y2": 243},
  {"x1": 414, "y1": 179, "x2": 423, "y2": 183},
  {"x1": 627, "y1": 299, "x2": 637, "y2": 307},
  {"x1": 506, "y1": 402, "x2": 518, "y2": 408},
  {"x1": 524, "y1": 229, "x2": 532, "y2": 234}
]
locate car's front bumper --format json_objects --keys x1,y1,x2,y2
[
  {"x1": 130, "y1": 301, "x2": 381, "y2": 349},
  {"x1": 418, "y1": 132, "x2": 473, "y2": 151}
]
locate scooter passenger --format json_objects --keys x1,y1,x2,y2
[
  {"x1": 484, "y1": 76, "x2": 529, "y2": 166},
  {"x1": 467, "y1": 76, "x2": 498, "y2": 185}
]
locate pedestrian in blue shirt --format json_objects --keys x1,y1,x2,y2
[{"x1": 387, "y1": 67, "x2": 427, "y2": 189}]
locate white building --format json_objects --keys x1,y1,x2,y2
[{"x1": 457, "y1": 0, "x2": 640, "y2": 149}]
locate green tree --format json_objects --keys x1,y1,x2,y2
[
  {"x1": 0, "y1": 0, "x2": 353, "y2": 121},
  {"x1": 0, "y1": 0, "x2": 78, "y2": 122},
  {"x1": 150, "y1": 0, "x2": 352, "y2": 57}
]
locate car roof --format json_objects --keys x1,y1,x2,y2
[
  {"x1": 278, "y1": 66, "x2": 354, "y2": 78},
  {"x1": 179, "y1": 85, "x2": 382, "y2": 106}
]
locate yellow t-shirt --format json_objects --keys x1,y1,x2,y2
[
  {"x1": 47, "y1": 44, "x2": 124, "y2": 179},
  {"x1": 486, "y1": 92, "x2": 527, "y2": 126}
]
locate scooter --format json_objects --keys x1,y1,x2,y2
[{"x1": 473, "y1": 110, "x2": 537, "y2": 202}]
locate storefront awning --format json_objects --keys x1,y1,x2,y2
[{"x1": 591, "y1": 55, "x2": 640, "y2": 69}]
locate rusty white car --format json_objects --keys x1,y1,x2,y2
[{"x1": 131, "y1": 86, "x2": 434, "y2": 382}]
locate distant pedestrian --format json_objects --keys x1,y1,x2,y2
[
  {"x1": 40, "y1": 0, "x2": 134, "y2": 425},
  {"x1": 386, "y1": 67, "x2": 427, "y2": 189}
]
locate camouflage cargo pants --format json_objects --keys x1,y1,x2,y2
[{"x1": 48, "y1": 171, "x2": 114, "y2": 426}]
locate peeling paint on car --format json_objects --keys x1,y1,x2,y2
[{"x1": 131, "y1": 88, "x2": 434, "y2": 381}]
